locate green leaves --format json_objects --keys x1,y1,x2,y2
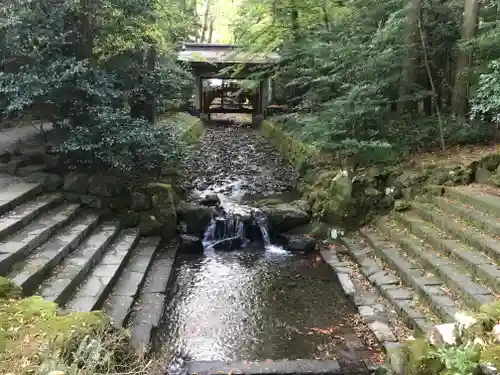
[{"x1": 0, "y1": 0, "x2": 196, "y2": 175}]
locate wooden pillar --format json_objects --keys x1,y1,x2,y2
[
  {"x1": 194, "y1": 75, "x2": 202, "y2": 115},
  {"x1": 252, "y1": 81, "x2": 265, "y2": 127}
]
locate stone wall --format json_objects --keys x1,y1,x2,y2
[
  {"x1": 0, "y1": 113, "x2": 205, "y2": 239},
  {"x1": 261, "y1": 120, "x2": 500, "y2": 228}
]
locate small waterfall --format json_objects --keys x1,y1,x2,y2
[
  {"x1": 253, "y1": 210, "x2": 271, "y2": 247},
  {"x1": 202, "y1": 203, "x2": 273, "y2": 250}
]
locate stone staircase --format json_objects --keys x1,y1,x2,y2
[
  {"x1": 340, "y1": 184, "x2": 500, "y2": 336},
  {"x1": 0, "y1": 175, "x2": 174, "y2": 350}
]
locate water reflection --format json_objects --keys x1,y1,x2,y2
[{"x1": 154, "y1": 247, "x2": 359, "y2": 361}]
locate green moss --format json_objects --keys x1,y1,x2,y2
[
  {"x1": 147, "y1": 182, "x2": 177, "y2": 239},
  {"x1": 0, "y1": 294, "x2": 108, "y2": 373},
  {"x1": 261, "y1": 120, "x2": 320, "y2": 170},
  {"x1": 159, "y1": 112, "x2": 204, "y2": 144},
  {"x1": 138, "y1": 214, "x2": 163, "y2": 236},
  {"x1": 403, "y1": 338, "x2": 444, "y2": 375},
  {"x1": 0, "y1": 277, "x2": 22, "y2": 299},
  {"x1": 480, "y1": 300, "x2": 500, "y2": 320},
  {"x1": 480, "y1": 344, "x2": 500, "y2": 369}
]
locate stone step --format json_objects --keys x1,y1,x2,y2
[
  {"x1": 9, "y1": 212, "x2": 100, "y2": 295},
  {"x1": 409, "y1": 200, "x2": 500, "y2": 293},
  {"x1": 37, "y1": 221, "x2": 120, "y2": 305},
  {"x1": 412, "y1": 199, "x2": 500, "y2": 264},
  {"x1": 64, "y1": 228, "x2": 141, "y2": 313},
  {"x1": 445, "y1": 186, "x2": 500, "y2": 217},
  {"x1": 0, "y1": 193, "x2": 63, "y2": 241},
  {"x1": 343, "y1": 228, "x2": 459, "y2": 323},
  {"x1": 186, "y1": 359, "x2": 359, "y2": 375},
  {"x1": 428, "y1": 194, "x2": 500, "y2": 238},
  {"x1": 340, "y1": 233, "x2": 437, "y2": 333},
  {"x1": 385, "y1": 214, "x2": 494, "y2": 309},
  {"x1": 0, "y1": 203, "x2": 81, "y2": 275},
  {"x1": 0, "y1": 181, "x2": 43, "y2": 216},
  {"x1": 103, "y1": 236, "x2": 161, "y2": 327},
  {"x1": 128, "y1": 242, "x2": 177, "y2": 352}
]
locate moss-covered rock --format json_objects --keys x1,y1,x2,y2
[
  {"x1": 130, "y1": 191, "x2": 152, "y2": 211},
  {"x1": 177, "y1": 202, "x2": 212, "y2": 236},
  {"x1": 138, "y1": 214, "x2": 163, "y2": 236},
  {"x1": 480, "y1": 345, "x2": 500, "y2": 371},
  {"x1": 63, "y1": 172, "x2": 89, "y2": 194},
  {"x1": 480, "y1": 153, "x2": 500, "y2": 171},
  {"x1": 261, "y1": 202, "x2": 310, "y2": 233},
  {"x1": 403, "y1": 338, "x2": 444, "y2": 375},
  {"x1": 147, "y1": 183, "x2": 177, "y2": 239},
  {"x1": 88, "y1": 175, "x2": 124, "y2": 197},
  {"x1": 0, "y1": 277, "x2": 21, "y2": 299},
  {"x1": 394, "y1": 199, "x2": 411, "y2": 211},
  {"x1": 121, "y1": 210, "x2": 141, "y2": 228},
  {"x1": 480, "y1": 300, "x2": 500, "y2": 320}
]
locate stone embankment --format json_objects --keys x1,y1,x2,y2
[{"x1": 262, "y1": 119, "x2": 500, "y2": 374}]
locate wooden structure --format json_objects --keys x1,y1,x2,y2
[{"x1": 178, "y1": 43, "x2": 279, "y2": 125}]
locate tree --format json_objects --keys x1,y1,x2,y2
[
  {"x1": 0, "y1": 0, "x2": 195, "y2": 174},
  {"x1": 451, "y1": 0, "x2": 480, "y2": 117}
]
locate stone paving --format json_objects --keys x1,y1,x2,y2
[
  {"x1": 0, "y1": 177, "x2": 167, "y2": 350},
  {"x1": 338, "y1": 184, "x2": 500, "y2": 337}
]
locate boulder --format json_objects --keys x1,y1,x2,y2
[
  {"x1": 121, "y1": 210, "x2": 140, "y2": 228},
  {"x1": 199, "y1": 194, "x2": 220, "y2": 206},
  {"x1": 80, "y1": 195, "x2": 103, "y2": 209},
  {"x1": 426, "y1": 169, "x2": 452, "y2": 186},
  {"x1": 280, "y1": 234, "x2": 317, "y2": 253},
  {"x1": 88, "y1": 175, "x2": 124, "y2": 197},
  {"x1": 63, "y1": 172, "x2": 89, "y2": 194},
  {"x1": 7, "y1": 158, "x2": 25, "y2": 175},
  {"x1": 291, "y1": 199, "x2": 310, "y2": 213},
  {"x1": 481, "y1": 153, "x2": 500, "y2": 171},
  {"x1": 428, "y1": 323, "x2": 458, "y2": 346},
  {"x1": 394, "y1": 199, "x2": 411, "y2": 212},
  {"x1": 130, "y1": 191, "x2": 151, "y2": 211},
  {"x1": 26, "y1": 172, "x2": 62, "y2": 191},
  {"x1": 261, "y1": 203, "x2": 310, "y2": 233},
  {"x1": 476, "y1": 166, "x2": 492, "y2": 184},
  {"x1": 179, "y1": 234, "x2": 204, "y2": 254},
  {"x1": 148, "y1": 183, "x2": 177, "y2": 239},
  {"x1": 139, "y1": 214, "x2": 162, "y2": 236},
  {"x1": 177, "y1": 202, "x2": 212, "y2": 236}
]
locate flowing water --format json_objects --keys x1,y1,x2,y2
[{"x1": 154, "y1": 124, "x2": 369, "y2": 362}]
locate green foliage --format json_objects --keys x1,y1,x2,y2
[
  {"x1": 0, "y1": 0, "x2": 195, "y2": 175},
  {"x1": 471, "y1": 59, "x2": 500, "y2": 124},
  {"x1": 54, "y1": 107, "x2": 186, "y2": 174},
  {"x1": 233, "y1": 0, "x2": 499, "y2": 165},
  {"x1": 433, "y1": 343, "x2": 481, "y2": 375}
]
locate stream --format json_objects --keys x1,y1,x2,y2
[{"x1": 154, "y1": 123, "x2": 370, "y2": 362}]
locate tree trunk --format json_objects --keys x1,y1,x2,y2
[
  {"x1": 208, "y1": 17, "x2": 215, "y2": 43},
  {"x1": 398, "y1": 0, "x2": 421, "y2": 114},
  {"x1": 78, "y1": 0, "x2": 95, "y2": 60},
  {"x1": 290, "y1": 0, "x2": 300, "y2": 42},
  {"x1": 200, "y1": 0, "x2": 211, "y2": 42},
  {"x1": 451, "y1": 0, "x2": 480, "y2": 117}
]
